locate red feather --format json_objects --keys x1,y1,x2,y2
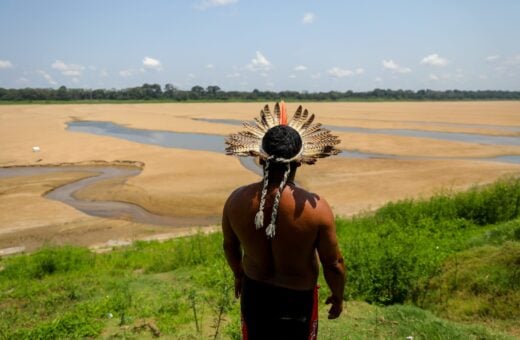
[{"x1": 280, "y1": 101, "x2": 288, "y2": 125}]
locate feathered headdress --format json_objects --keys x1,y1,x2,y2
[{"x1": 225, "y1": 102, "x2": 341, "y2": 238}]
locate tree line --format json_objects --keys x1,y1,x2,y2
[{"x1": 1, "y1": 84, "x2": 519, "y2": 102}]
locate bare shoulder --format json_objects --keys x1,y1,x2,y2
[
  {"x1": 224, "y1": 182, "x2": 259, "y2": 211},
  {"x1": 288, "y1": 186, "x2": 334, "y2": 224},
  {"x1": 311, "y1": 192, "x2": 334, "y2": 224}
]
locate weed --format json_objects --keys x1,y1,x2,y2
[{"x1": 1, "y1": 178, "x2": 520, "y2": 337}]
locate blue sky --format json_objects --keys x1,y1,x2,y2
[{"x1": 0, "y1": 0, "x2": 519, "y2": 91}]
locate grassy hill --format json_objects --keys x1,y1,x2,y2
[{"x1": 1, "y1": 177, "x2": 519, "y2": 339}]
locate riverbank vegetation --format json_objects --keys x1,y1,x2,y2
[
  {"x1": 1, "y1": 84, "x2": 520, "y2": 103},
  {"x1": 1, "y1": 177, "x2": 519, "y2": 338}
]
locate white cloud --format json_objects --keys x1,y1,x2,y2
[
  {"x1": 99, "y1": 70, "x2": 109, "y2": 77},
  {"x1": 247, "y1": 51, "x2": 272, "y2": 71},
  {"x1": 429, "y1": 73, "x2": 439, "y2": 81},
  {"x1": 442, "y1": 73, "x2": 452, "y2": 79},
  {"x1": 486, "y1": 55, "x2": 500, "y2": 62},
  {"x1": 196, "y1": 0, "x2": 238, "y2": 10},
  {"x1": 374, "y1": 77, "x2": 382, "y2": 83},
  {"x1": 310, "y1": 73, "x2": 321, "y2": 79},
  {"x1": 0, "y1": 60, "x2": 13, "y2": 69},
  {"x1": 505, "y1": 54, "x2": 520, "y2": 66},
  {"x1": 52, "y1": 60, "x2": 85, "y2": 76},
  {"x1": 302, "y1": 12, "x2": 315, "y2": 24},
  {"x1": 328, "y1": 67, "x2": 353, "y2": 78},
  {"x1": 188, "y1": 73, "x2": 196, "y2": 79},
  {"x1": 289, "y1": 74, "x2": 296, "y2": 79},
  {"x1": 72, "y1": 77, "x2": 80, "y2": 83},
  {"x1": 327, "y1": 67, "x2": 363, "y2": 78},
  {"x1": 226, "y1": 72, "x2": 240, "y2": 78},
  {"x1": 142, "y1": 57, "x2": 162, "y2": 70},
  {"x1": 495, "y1": 65, "x2": 506, "y2": 73},
  {"x1": 420, "y1": 53, "x2": 449, "y2": 67},
  {"x1": 119, "y1": 69, "x2": 134, "y2": 77},
  {"x1": 294, "y1": 65, "x2": 307, "y2": 71},
  {"x1": 17, "y1": 77, "x2": 30, "y2": 84},
  {"x1": 206, "y1": 64, "x2": 214, "y2": 69},
  {"x1": 37, "y1": 70, "x2": 57, "y2": 85},
  {"x1": 382, "y1": 59, "x2": 412, "y2": 73}
]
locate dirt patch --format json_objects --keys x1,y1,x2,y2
[{"x1": 0, "y1": 102, "x2": 519, "y2": 251}]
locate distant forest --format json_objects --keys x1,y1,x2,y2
[{"x1": 1, "y1": 84, "x2": 519, "y2": 102}]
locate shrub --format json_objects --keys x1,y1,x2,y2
[
  {"x1": 1, "y1": 246, "x2": 94, "y2": 280},
  {"x1": 338, "y1": 177, "x2": 520, "y2": 305},
  {"x1": 420, "y1": 242, "x2": 520, "y2": 321}
]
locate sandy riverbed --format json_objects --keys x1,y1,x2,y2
[{"x1": 0, "y1": 102, "x2": 519, "y2": 251}]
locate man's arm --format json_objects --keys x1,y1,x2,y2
[
  {"x1": 222, "y1": 198, "x2": 243, "y2": 298},
  {"x1": 316, "y1": 200, "x2": 346, "y2": 319}
]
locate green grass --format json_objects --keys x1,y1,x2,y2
[
  {"x1": 0, "y1": 234, "x2": 236, "y2": 339},
  {"x1": 420, "y1": 241, "x2": 520, "y2": 323},
  {"x1": 337, "y1": 177, "x2": 520, "y2": 305},
  {"x1": 1, "y1": 177, "x2": 520, "y2": 338},
  {"x1": 319, "y1": 302, "x2": 513, "y2": 340}
]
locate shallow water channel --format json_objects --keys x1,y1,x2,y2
[
  {"x1": 68, "y1": 120, "x2": 520, "y2": 164},
  {"x1": 2, "y1": 119, "x2": 519, "y2": 227},
  {"x1": 0, "y1": 166, "x2": 219, "y2": 227},
  {"x1": 193, "y1": 118, "x2": 520, "y2": 146},
  {"x1": 66, "y1": 120, "x2": 262, "y2": 174}
]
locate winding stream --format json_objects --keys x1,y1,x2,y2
[
  {"x1": 193, "y1": 118, "x2": 520, "y2": 146},
  {"x1": 2, "y1": 117, "x2": 519, "y2": 227},
  {"x1": 66, "y1": 120, "x2": 262, "y2": 174},
  {"x1": 68, "y1": 120, "x2": 520, "y2": 164},
  {"x1": 0, "y1": 166, "x2": 219, "y2": 226}
]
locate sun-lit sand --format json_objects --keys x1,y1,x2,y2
[{"x1": 0, "y1": 102, "x2": 519, "y2": 251}]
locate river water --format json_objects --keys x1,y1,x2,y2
[
  {"x1": 192, "y1": 117, "x2": 520, "y2": 146},
  {"x1": 0, "y1": 166, "x2": 219, "y2": 226},
  {"x1": 68, "y1": 120, "x2": 520, "y2": 164},
  {"x1": 1, "y1": 118, "x2": 518, "y2": 226}
]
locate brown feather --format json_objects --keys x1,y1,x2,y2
[
  {"x1": 288, "y1": 106, "x2": 303, "y2": 128},
  {"x1": 253, "y1": 117, "x2": 268, "y2": 132},
  {"x1": 263, "y1": 104, "x2": 271, "y2": 118},
  {"x1": 242, "y1": 122, "x2": 265, "y2": 138},
  {"x1": 262, "y1": 104, "x2": 277, "y2": 128},
  {"x1": 291, "y1": 107, "x2": 307, "y2": 130},
  {"x1": 226, "y1": 103, "x2": 342, "y2": 163},
  {"x1": 299, "y1": 113, "x2": 315, "y2": 132},
  {"x1": 272, "y1": 103, "x2": 280, "y2": 126},
  {"x1": 300, "y1": 123, "x2": 323, "y2": 137}
]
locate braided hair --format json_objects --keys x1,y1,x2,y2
[{"x1": 254, "y1": 125, "x2": 302, "y2": 238}]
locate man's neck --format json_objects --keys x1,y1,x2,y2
[{"x1": 265, "y1": 170, "x2": 296, "y2": 186}]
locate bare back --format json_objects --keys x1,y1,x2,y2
[{"x1": 223, "y1": 180, "x2": 336, "y2": 290}]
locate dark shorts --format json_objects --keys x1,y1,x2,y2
[{"x1": 240, "y1": 275, "x2": 318, "y2": 340}]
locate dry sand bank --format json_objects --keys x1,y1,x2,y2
[
  {"x1": 0, "y1": 170, "x2": 181, "y2": 252},
  {"x1": 0, "y1": 102, "x2": 519, "y2": 251},
  {"x1": 299, "y1": 157, "x2": 519, "y2": 216}
]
